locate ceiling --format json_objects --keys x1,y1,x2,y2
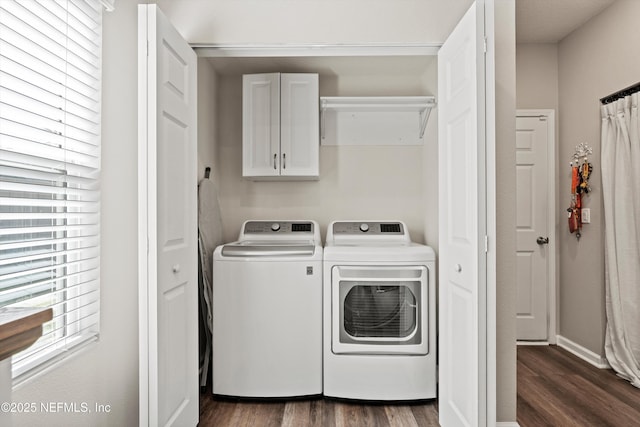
[
  {"x1": 516, "y1": 0, "x2": 616, "y2": 43},
  {"x1": 206, "y1": 0, "x2": 618, "y2": 78}
]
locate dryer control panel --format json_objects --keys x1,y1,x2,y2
[
  {"x1": 332, "y1": 221, "x2": 404, "y2": 235},
  {"x1": 327, "y1": 221, "x2": 411, "y2": 246}
]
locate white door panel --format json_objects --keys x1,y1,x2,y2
[
  {"x1": 139, "y1": 5, "x2": 198, "y2": 426},
  {"x1": 516, "y1": 116, "x2": 549, "y2": 340},
  {"x1": 438, "y1": 1, "x2": 489, "y2": 426},
  {"x1": 242, "y1": 73, "x2": 280, "y2": 177},
  {"x1": 280, "y1": 73, "x2": 319, "y2": 177}
]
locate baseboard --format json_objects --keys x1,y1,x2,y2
[
  {"x1": 516, "y1": 340, "x2": 549, "y2": 346},
  {"x1": 556, "y1": 335, "x2": 611, "y2": 369},
  {"x1": 496, "y1": 422, "x2": 520, "y2": 427}
]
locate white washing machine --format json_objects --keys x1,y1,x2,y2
[
  {"x1": 212, "y1": 220, "x2": 322, "y2": 398},
  {"x1": 323, "y1": 221, "x2": 437, "y2": 401}
]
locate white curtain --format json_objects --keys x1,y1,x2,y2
[{"x1": 601, "y1": 92, "x2": 640, "y2": 387}]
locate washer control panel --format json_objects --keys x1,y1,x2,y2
[
  {"x1": 243, "y1": 221, "x2": 314, "y2": 234},
  {"x1": 332, "y1": 221, "x2": 404, "y2": 235}
]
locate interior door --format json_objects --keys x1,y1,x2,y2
[
  {"x1": 138, "y1": 5, "x2": 198, "y2": 427},
  {"x1": 438, "y1": 1, "x2": 491, "y2": 426},
  {"x1": 516, "y1": 114, "x2": 550, "y2": 340}
]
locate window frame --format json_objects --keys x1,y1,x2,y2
[{"x1": 0, "y1": 0, "x2": 105, "y2": 382}]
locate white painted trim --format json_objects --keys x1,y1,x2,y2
[
  {"x1": 496, "y1": 422, "x2": 521, "y2": 427},
  {"x1": 556, "y1": 335, "x2": 611, "y2": 369},
  {"x1": 192, "y1": 43, "x2": 441, "y2": 58},
  {"x1": 137, "y1": 5, "x2": 151, "y2": 427},
  {"x1": 484, "y1": 1, "x2": 497, "y2": 427},
  {"x1": 517, "y1": 341, "x2": 550, "y2": 346},
  {"x1": 516, "y1": 109, "x2": 557, "y2": 345}
]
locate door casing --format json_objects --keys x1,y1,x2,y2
[{"x1": 139, "y1": 3, "x2": 499, "y2": 426}]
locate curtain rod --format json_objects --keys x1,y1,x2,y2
[{"x1": 600, "y1": 82, "x2": 640, "y2": 105}]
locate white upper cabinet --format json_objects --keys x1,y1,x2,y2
[{"x1": 243, "y1": 73, "x2": 319, "y2": 180}]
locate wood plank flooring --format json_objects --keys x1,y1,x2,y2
[
  {"x1": 200, "y1": 345, "x2": 640, "y2": 426},
  {"x1": 199, "y1": 395, "x2": 439, "y2": 426},
  {"x1": 517, "y1": 345, "x2": 640, "y2": 427}
]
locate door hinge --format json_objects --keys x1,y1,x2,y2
[
  {"x1": 483, "y1": 37, "x2": 487, "y2": 54},
  {"x1": 484, "y1": 235, "x2": 489, "y2": 253}
]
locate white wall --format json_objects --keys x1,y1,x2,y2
[
  {"x1": 211, "y1": 64, "x2": 438, "y2": 245},
  {"x1": 494, "y1": 0, "x2": 517, "y2": 421},
  {"x1": 12, "y1": 2, "x2": 141, "y2": 426},
  {"x1": 198, "y1": 59, "x2": 219, "y2": 182},
  {"x1": 516, "y1": 43, "x2": 559, "y2": 111},
  {"x1": 557, "y1": 0, "x2": 640, "y2": 356}
]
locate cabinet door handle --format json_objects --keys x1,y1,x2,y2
[
  {"x1": 273, "y1": 153, "x2": 277, "y2": 170},
  {"x1": 282, "y1": 153, "x2": 286, "y2": 169}
]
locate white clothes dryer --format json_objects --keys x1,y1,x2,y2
[
  {"x1": 212, "y1": 220, "x2": 322, "y2": 398},
  {"x1": 323, "y1": 221, "x2": 437, "y2": 401}
]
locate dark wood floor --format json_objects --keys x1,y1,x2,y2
[
  {"x1": 517, "y1": 345, "x2": 640, "y2": 427},
  {"x1": 199, "y1": 395, "x2": 438, "y2": 427},
  {"x1": 200, "y1": 345, "x2": 640, "y2": 426}
]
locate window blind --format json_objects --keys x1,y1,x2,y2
[{"x1": 0, "y1": 0, "x2": 102, "y2": 379}]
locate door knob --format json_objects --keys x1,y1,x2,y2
[{"x1": 536, "y1": 237, "x2": 549, "y2": 245}]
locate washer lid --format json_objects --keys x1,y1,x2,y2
[{"x1": 221, "y1": 241, "x2": 316, "y2": 257}]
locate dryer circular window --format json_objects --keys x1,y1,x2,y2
[
  {"x1": 343, "y1": 280, "x2": 418, "y2": 339},
  {"x1": 333, "y1": 265, "x2": 428, "y2": 353}
]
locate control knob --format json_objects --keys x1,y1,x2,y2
[
  {"x1": 359, "y1": 223, "x2": 369, "y2": 232},
  {"x1": 271, "y1": 223, "x2": 280, "y2": 232}
]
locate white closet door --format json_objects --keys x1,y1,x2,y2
[
  {"x1": 438, "y1": 1, "x2": 492, "y2": 426},
  {"x1": 243, "y1": 73, "x2": 281, "y2": 177},
  {"x1": 138, "y1": 5, "x2": 198, "y2": 427},
  {"x1": 280, "y1": 73, "x2": 319, "y2": 177}
]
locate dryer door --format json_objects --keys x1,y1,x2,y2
[{"x1": 331, "y1": 265, "x2": 429, "y2": 355}]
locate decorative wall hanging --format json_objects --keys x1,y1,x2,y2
[{"x1": 567, "y1": 142, "x2": 593, "y2": 239}]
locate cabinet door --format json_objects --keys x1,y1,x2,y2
[
  {"x1": 280, "y1": 73, "x2": 319, "y2": 177},
  {"x1": 243, "y1": 73, "x2": 280, "y2": 177}
]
